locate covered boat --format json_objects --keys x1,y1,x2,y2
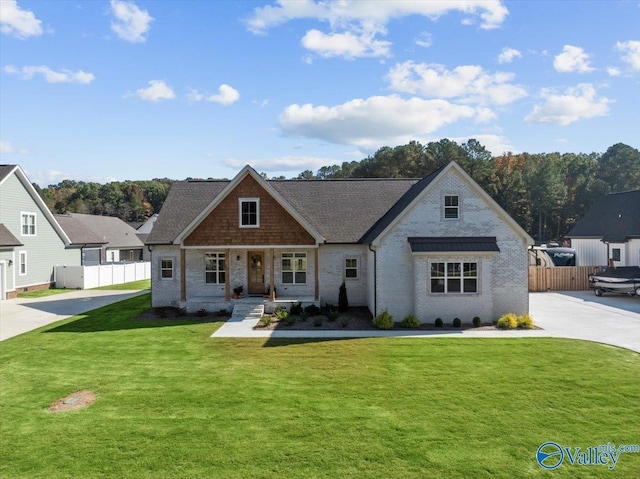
[{"x1": 588, "y1": 266, "x2": 640, "y2": 297}]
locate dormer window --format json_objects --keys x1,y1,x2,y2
[
  {"x1": 239, "y1": 198, "x2": 259, "y2": 227},
  {"x1": 444, "y1": 195, "x2": 459, "y2": 220}
]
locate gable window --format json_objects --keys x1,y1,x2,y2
[
  {"x1": 430, "y1": 262, "x2": 477, "y2": 294},
  {"x1": 21, "y1": 212, "x2": 36, "y2": 236},
  {"x1": 19, "y1": 251, "x2": 27, "y2": 276},
  {"x1": 444, "y1": 195, "x2": 459, "y2": 220},
  {"x1": 205, "y1": 253, "x2": 226, "y2": 284},
  {"x1": 239, "y1": 198, "x2": 259, "y2": 227},
  {"x1": 160, "y1": 258, "x2": 174, "y2": 280},
  {"x1": 282, "y1": 252, "x2": 306, "y2": 284},
  {"x1": 345, "y1": 258, "x2": 358, "y2": 279}
]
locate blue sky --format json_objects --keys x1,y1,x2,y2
[{"x1": 1, "y1": 0, "x2": 639, "y2": 186}]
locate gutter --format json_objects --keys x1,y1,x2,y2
[{"x1": 368, "y1": 244, "x2": 377, "y2": 317}]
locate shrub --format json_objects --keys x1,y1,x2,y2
[
  {"x1": 517, "y1": 313, "x2": 535, "y2": 329},
  {"x1": 290, "y1": 302, "x2": 303, "y2": 315},
  {"x1": 452, "y1": 317, "x2": 462, "y2": 328},
  {"x1": 373, "y1": 310, "x2": 394, "y2": 330},
  {"x1": 283, "y1": 315, "x2": 296, "y2": 326},
  {"x1": 275, "y1": 308, "x2": 289, "y2": 321},
  {"x1": 260, "y1": 315, "x2": 273, "y2": 327},
  {"x1": 196, "y1": 308, "x2": 207, "y2": 317},
  {"x1": 341, "y1": 317, "x2": 349, "y2": 328},
  {"x1": 400, "y1": 314, "x2": 420, "y2": 328},
  {"x1": 323, "y1": 303, "x2": 335, "y2": 314},
  {"x1": 299, "y1": 311, "x2": 309, "y2": 321},
  {"x1": 304, "y1": 304, "x2": 320, "y2": 316},
  {"x1": 327, "y1": 311, "x2": 339, "y2": 321},
  {"x1": 472, "y1": 316, "x2": 481, "y2": 328},
  {"x1": 216, "y1": 309, "x2": 228, "y2": 317},
  {"x1": 497, "y1": 313, "x2": 518, "y2": 329},
  {"x1": 313, "y1": 316, "x2": 323, "y2": 327},
  {"x1": 434, "y1": 318, "x2": 443, "y2": 328},
  {"x1": 338, "y1": 281, "x2": 349, "y2": 312}
]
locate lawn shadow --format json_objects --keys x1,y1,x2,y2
[{"x1": 259, "y1": 329, "x2": 467, "y2": 347}]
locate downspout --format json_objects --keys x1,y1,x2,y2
[{"x1": 368, "y1": 244, "x2": 377, "y2": 317}]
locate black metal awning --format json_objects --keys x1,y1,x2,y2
[{"x1": 408, "y1": 236, "x2": 500, "y2": 253}]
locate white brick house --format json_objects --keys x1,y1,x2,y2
[{"x1": 146, "y1": 163, "x2": 533, "y2": 323}]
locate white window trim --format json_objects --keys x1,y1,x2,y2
[
  {"x1": 345, "y1": 258, "x2": 359, "y2": 280},
  {"x1": 281, "y1": 252, "x2": 307, "y2": 285},
  {"x1": 239, "y1": 198, "x2": 260, "y2": 228},
  {"x1": 204, "y1": 252, "x2": 226, "y2": 284},
  {"x1": 19, "y1": 250, "x2": 27, "y2": 276},
  {"x1": 430, "y1": 261, "x2": 478, "y2": 294},
  {"x1": 20, "y1": 212, "x2": 37, "y2": 236},
  {"x1": 443, "y1": 195, "x2": 460, "y2": 220},
  {"x1": 160, "y1": 257, "x2": 174, "y2": 280}
]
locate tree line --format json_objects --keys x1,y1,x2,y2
[{"x1": 36, "y1": 139, "x2": 639, "y2": 241}]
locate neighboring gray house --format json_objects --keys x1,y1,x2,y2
[
  {"x1": 147, "y1": 163, "x2": 533, "y2": 323},
  {"x1": 0, "y1": 165, "x2": 79, "y2": 299},
  {"x1": 566, "y1": 190, "x2": 640, "y2": 267},
  {"x1": 55, "y1": 213, "x2": 145, "y2": 264}
]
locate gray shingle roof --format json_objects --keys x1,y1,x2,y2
[
  {"x1": 408, "y1": 236, "x2": 500, "y2": 253},
  {"x1": 0, "y1": 165, "x2": 17, "y2": 183},
  {"x1": 566, "y1": 190, "x2": 640, "y2": 242},
  {"x1": 0, "y1": 224, "x2": 22, "y2": 247},
  {"x1": 55, "y1": 213, "x2": 143, "y2": 248},
  {"x1": 147, "y1": 177, "x2": 423, "y2": 245}
]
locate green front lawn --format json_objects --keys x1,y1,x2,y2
[
  {"x1": 90, "y1": 279, "x2": 150, "y2": 290},
  {"x1": 1, "y1": 294, "x2": 638, "y2": 479}
]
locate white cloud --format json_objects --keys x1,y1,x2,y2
[
  {"x1": 450, "y1": 134, "x2": 516, "y2": 156},
  {"x1": 301, "y1": 29, "x2": 391, "y2": 58},
  {"x1": 245, "y1": 0, "x2": 508, "y2": 59},
  {"x1": 25, "y1": 169, "x2": 117, "y2": 187},
  {"x1": 110, "y1": 0, "x2": 153, "y2": 43},
  {"x1": 414, "y1": 32, "x2": 432, "y2": 48},
  {"x1": 497, "y1": 47, "x2": 521, "y2": 64},
  {"x1": 615, "y1": 40, "x2": 640, "y2": 71},
  {"x1": 553, "y1": 45, "x2": 594, "y2": 73},
  {"x1": 279, "y1": 95, "x2": 481, "y2": 151},
  {"x1": 607, "y1": 66, "x2": 621, "y2": 77},
  {"x1": 524, "y1": 84, "x2": 611, "y2": 125},
  {"x1": 387, "y1": 61, "x2": 527, "y2": 105},
  {"x1": 188, "y1": 84, "x2": 240, "y2": 105},
  {"x1": 133, "y1": 80, "x2": 175, "y2": 102},
  {"x1": 0, "y1": 139, "x2": 28, "y2": 154},
  {"x1": 223, "y1": 155, "x2": 338, "y2": 172},
  {"x1": 4, "y1": 65, "x2": 95, "y2": 84},
  {"x1": 0, "y1": 0, "x2": 43, "y2": 39}
]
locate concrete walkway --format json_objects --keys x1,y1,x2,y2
[
  {"x1": 213, "y1": 291, "x2": 640, "y2": 353},
  {"x1": 0, "y1": 289, "x2": 149, "y2": 341}
]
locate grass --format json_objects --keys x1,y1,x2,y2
[
  {"x1": 17, "y1": 288, "x2": 71, "y2": 298},
  {"x1": 17, "y1": 280, "x2": 150, "y2": 298},
  {"x1": 1, "y1": 294, "x2": 638, "y2": 479}
]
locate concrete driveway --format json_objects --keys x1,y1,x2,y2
[
  {"x1": 530, "y1": 291, "x2": 640, "y2": 352},
  {"x1": 0, "y1": 289, "x2": 148, "y2": 341}
]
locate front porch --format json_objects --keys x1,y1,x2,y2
[{"x1": 182, "y1": 295, "x2": 320, "y2": 314}]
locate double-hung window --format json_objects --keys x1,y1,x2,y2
[
  {"x1": 444, "y1": 195, "x2": 459, "y2": 220},
  {"x1": 21, "y1": 213, "x2": 36, "y2": 236},
  {"x1": 282, "y1": 252, "x2": 307, "y2": 284},
  {"x1": 239, "y1": 198, "x2": 259, "y2": 227},
  {"x1": 205, "y1": 253, "x2": 226, "y2": 284},
  {"x1": 160, "y1": 258, "x2": 174, "y2": 279},
  {"x1": 430, "y1": 262, "x2": 477, "y2": 294},
  {"x1": 345, "y1": 258, "x2": 358, "y2": 279}
]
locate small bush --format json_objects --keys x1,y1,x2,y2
[
  {"x1": 517, "y1": 313, "x2": 535, "y2": 329},
  {"x1": 275, "y1": 308, "x2": 289, "y2": 321},
  {"x1": 305, "y1": 304, "x2": 320, "y2": 316},
  {"x1": 327, "y1": 311, "x2": 339, "y2": 321},
  {"x1": 260, "y1": 315, "x2": 273, "y2": 327},
  {"x1": 290, "y1": 302, "x2": 303, "y2": 315},
  {"x1": 338, "y1": 281, "x2": 349, "y2": 312},
  {"x1": 196, "y1": 308, "x2": 207, "y2": 317},
  {"x1": 216, "y1": 309, "x2": 228, "y2": 317},
  {"x1": 323, "y1": 303, "x2": 335, "y2": 314},
  {"x1": 452, "y1": 317, "x2": 461, "y2": 328},
  {"x1": 341, "y1": 317, "x2": 349, "y2": 328},
  {"x1": 497, "y1": 313, "x2": 518, "y2": 329},
  {"x1": 283, "y1": 315, "x2": 296, "y2": 326},
  {"x1": 299, "y1": 311, "x2": 309, "y2": 321},
  {"x1": 373, "y1": 310, "x2": 394, "y2": 330},
  {"x1": 434, "y1": 318, "x2": 443, "y2": 328},
  {"x1": 313, "y1": 316, "x2": 323, "y2": 327},
  {"x1": 400, "y1": 314, "x2": 420, "y2": 328},
  {"x1": 472, "y1": 316, "x2": 481, "y2": 327}
]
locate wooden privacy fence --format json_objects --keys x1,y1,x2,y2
[{"x1": 528, "y1": 266, "x2": 600, "y2": 292}]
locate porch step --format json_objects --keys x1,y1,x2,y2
[{"x1": 231, "y1": 304, "x2": 265, "y2": 320}]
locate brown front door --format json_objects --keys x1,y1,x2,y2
[{"x1": 248, "y1": 251, "x2": 265, "y2": 295}]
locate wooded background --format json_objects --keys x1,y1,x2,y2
[{"x1": 35, "y1": 140, "x2": 639, "y2": 242}]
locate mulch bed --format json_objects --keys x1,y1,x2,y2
[{"x1": 49, "y1": 390, "x2": 96, "y2": 413}]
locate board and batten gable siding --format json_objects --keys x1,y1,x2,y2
[
  {"x1": 184, "y1": 175, "x2": 316, "y2": 247},
  {"x1": 151, "y1": 245, "x2": 182, "y2": 307},
  {"x1": 318, "y1": 244, "x2": 368, "y2": 306},
  {"x1": 0, "y1": 172, "x2": 78, "y2": 290},
  {"x1": 373, "y1": 169, "x2": 528, "y2": 322},
  {"x1": 571, "y1": 238, "x2": 640, "y2": 267}
]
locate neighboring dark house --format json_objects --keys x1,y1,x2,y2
[{"x1": 566, "y1": 190, "x2": 640, "y2": 267}]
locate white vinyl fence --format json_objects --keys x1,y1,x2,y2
[{"x1": 55, "y1": 262, "x2": 150, "y2": 289}]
